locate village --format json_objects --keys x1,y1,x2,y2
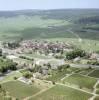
[
  {"x1": 0, "y1": 39, "x2": 99, "y2": 100},
  {"x1": 0, "y1": 39, "x2": 99, "y2": 83}
]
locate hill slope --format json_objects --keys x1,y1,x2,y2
[{"x1": 0, "y1": 9, "x2": 99, "y2": 40}]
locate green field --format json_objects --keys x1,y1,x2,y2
[
  {"x1": 0, "y1": 15, "x2": 72, "y2": 41},
  {"x1": 46, "y1": 67, "x2": 78, "y2": 82},
  {"x1": 0, "y1": 10, "x2": 99, "y2": 47},
  {"x1": 2, "y1": 81, "x2": 40, "y2": 99},
  {"x1": 31, "y1": 85, "x2": 92, "y2": 100},
  {"x1": 78, "y1": 69, "x2": 94, "y2": 75},
  {"x1": 94, "y1": 96, "x2": 99, "y2": 100},
  {"x1": 62, "y1": 74, "x2": 97, "y2": 90},
  {"x1": 96, "y1": 84, "x2": 99, "y2": 89},
  {"x1": 96, "y1": 89, "x2": 99, "y2": 94},
  {"x1": 88, "y1": 70, "x2": 99, "y2": 78},
  {"x1": 0, "y1": 71, "x2": 22, "y2": 83}
]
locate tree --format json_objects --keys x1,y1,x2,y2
[
  {"x1": 0, "y1": 59, "x2": 17, "y2": 73},
  {"x1": 66, "y1": 49, "x2": 86, "y2": 60},
  {"x1": 23, "y1": 71, "x2": 32, "y2": 79},
  {"x1": 0, "y1": 84, "x2": 2, "y2": 92},
  {"x1": 7, "y1": 41, "x2": 20, "y2": 49},
  {"x1": 0, "y1": 49, "x2": 2, "y2": 56},
  {"x1": 58, "y1": 66, "x2": 63, "y2": 72},
  {"x1": 47, "y1": 63, "x2": 51, "y2": 69},
  {"x1": 52, "y1": 81, "x2": 55, "y2": 85}
]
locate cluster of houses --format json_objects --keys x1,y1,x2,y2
[
  {"x1": 19, "y1": 40, "x2": 73, "y2": 55},
  {"x1": 1, "y1": 40, "x2": 73, "y2": 58}
]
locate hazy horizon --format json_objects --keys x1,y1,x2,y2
[{"x1": 0, "y1": 0, "x2": 99, "y2": 11}]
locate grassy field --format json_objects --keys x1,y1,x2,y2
[
  {"x1": 88, "y1": 70, "x2": 99, "y2": 78},
  {"x1": 31, "y1": 85, "x2": 92, "y2": 100},
  {"x1": 2, "y1": 81, "x2": 40, "y2": 99},
  {"x1": 62, "y1": 74, "x2": 97, "y2": 90}
]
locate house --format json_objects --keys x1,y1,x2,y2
[
  {"x1": 73, "y1": 57, "x2": 80, "y2": 63},
  {"x1": 50, "y1": 59, "x2": 65, "y2": 70},
  {"x1": 90, "y1": 53, "x2": 99, "y2": 60},
  {"x1": 33, "y1": 72, "x2": 42, "y2": 79},
  {"x1": 18, "y1": 77, "x2": 32, "y2": 84},
  {"x1": 41, "y1": 66, "x2": 49, "y2": 75},
  {"x1": 6, "y1": 55, "x2": 18, "y2": 60}
]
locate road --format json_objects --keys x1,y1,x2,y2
[{"x1": 70, "y1": 63, "x2": 99, "y2": 69}]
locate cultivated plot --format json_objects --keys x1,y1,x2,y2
[
  {"x1": 88, "y1": 70, "x2": 99, "y2": 78},
  {"x1": 31, "y1": 85, "x2": 92, "y2": 100},
  {"x1": 2, "y1": 81, "x2": 40, "y2": 99},
  {"x1": 62, "y1": 74, "x2": 97, "y2": 91}
]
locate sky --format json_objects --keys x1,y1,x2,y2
[{"x1": 0, "y1": 0, "x2": 99, "y2": 11}]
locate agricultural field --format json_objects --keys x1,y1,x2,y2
[
  {"x1": 0, "y1": 15, "x2": 72, "y2": 41},
  {"x1": 94, "y1": 96, "x2": 99, "y2": 100},
  {"x1": 78, "y1": 68, "x2": 94, "y2": 75},
  {"x1": 31, "y1": 85, "x2": 92, "y2": 100},
  {"x1": 62, "y1": 74, "x2": 97, "y2": 91},
  {"x1": 0, "y1": 71, "x2": 22, "y2": 83},
  {"x1": 0, "y1": 10, "x2": 98, "y2": 40},
  {"x1": 2, "y1": 81, "x2": 41, "y2": 99},
  {"x1": 88, "y1": 70, "x2": 99, "y2": 78},
  {"x1": 96, "y1": 89, "x2": 99, "y2": 94},
  {"x1": 96, "y1": 84, "x2": 99, "y2": 89},
  {"x1": 96, "y1": 84, "x2": 99, "y2": 95},
  {"x1": 46, "y1": 67, "x2": 79, "y2": 82}
]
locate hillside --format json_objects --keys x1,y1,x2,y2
[{"x1": 0, "y1": 9, "x2": 99, "y2": 40}]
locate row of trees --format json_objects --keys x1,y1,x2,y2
[
  {"x1": 19, "y1": 56, "x2": 34, "y2": 61},
  {"x1": 0, "y1": 49, "x2": 2, "y2": 56},
  {"x1": 22, "y1": 71, "x2": 32, "y2": 79},
  {"x1": 3, "y1": 41, "x2": 20, "y2": 49}
]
